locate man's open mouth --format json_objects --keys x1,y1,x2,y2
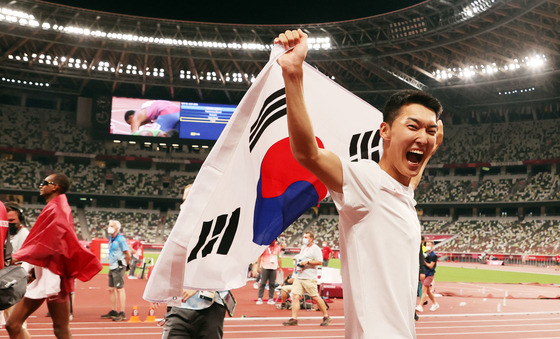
[{"x1": 406, "y1": 150, "x2": 424, "y2": 164}]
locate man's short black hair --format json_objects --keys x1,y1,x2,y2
[
  {"x1": 52, "y1": 173, "x2": 71, "y2": 194},
  {"x1": 383, "y1": 90, "x2": 443, "y2": 125},
  {"x1": 124, "y1": 110, "x2": 135, "y2": 123}
]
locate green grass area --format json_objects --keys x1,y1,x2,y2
[
  {"x1": 143, "y1": 252, "x2": 160, "y2": 264},
  {"x1": 280, "y1": 257, "x2": 558, "y2": 284},
  {"x1": 98, "y1": 252, "x2": 161, "y2": 275},
  {"x1": 435, "y1": 266, "x2": 560, "y2": 284},
  {"x1": 103, "y1": 252, "x2": 558, "y2": 285}
]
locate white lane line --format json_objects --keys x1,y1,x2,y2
[
  {"x1": 416, "y1": 317, "x2": 560, "y2": 324},
  {"x1": 0, "y1": 333, "x2": 163, "y2": 338},
  {"x1": 416, "y1": 322, "x2": 560, "y2": 330},
  {"x1": 419, "y1": 311, "x2": 560, "y2": 318},
  {"x1": 225, "y1": 322, "x2": 344, "y2": 328},
  {"x1": 225, "y1": 315, "x2": 345, "y2": 321},
  {"x1": 417, "y1": 329, "x2": 560, "y2": 336},
  {"x1": 225, "y1": 337, "x2": 344, "y2": 339}
]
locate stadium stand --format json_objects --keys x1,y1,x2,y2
[
  {"x1": 84, "y1": 208, "x2": 161, "y2": 243},
  {"x1": 0, "y1": 0, "x2": 558, "y2": 264},
  {"x1": 422, "y1": 217, "x2": 560, "y2": 256}
]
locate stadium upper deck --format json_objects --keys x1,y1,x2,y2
[{"x1": 0, "y1": 0, "x2": 557, "y2": 110}]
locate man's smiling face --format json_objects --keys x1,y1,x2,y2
[{"x1": 379, "y1": 103, "x2": 438, "y2": 186}]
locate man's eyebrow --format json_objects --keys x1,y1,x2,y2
[{"x1": 406, "y1": 117, "x2": 438, "y2": 129}]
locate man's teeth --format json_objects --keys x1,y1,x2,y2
[{"x1": 410, "y1": 150, "x2": 423, "y2": 155}]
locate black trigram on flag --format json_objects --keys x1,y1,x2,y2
[
  {"x1": 187, "y1": 208, "x2": 240, "y2": 263},
  {"x1": 249, "y1": 88, "x2": 286, "y2": 152},
  {"x1": 349, "y1": 130, "x2": 381, "y2": 163}
]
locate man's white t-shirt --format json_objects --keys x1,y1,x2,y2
[
  {"x1": 330, "y1": 160, "x2": 420, "y2": 339},
  {"x1": 296, "y1": 243, "x2": 322, "y2": 280}
]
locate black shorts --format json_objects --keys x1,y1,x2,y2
[{"x1": 108, "y1": 267, "x2": 126, "y2": 289}]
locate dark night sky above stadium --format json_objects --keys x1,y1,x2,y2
[{"x1": 44, "y1": 0, "x2": 425, "y2": 24}]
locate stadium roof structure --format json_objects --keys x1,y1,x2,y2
[{"x1": 0, "y1": 0, "x2": 558, "y2": 112}]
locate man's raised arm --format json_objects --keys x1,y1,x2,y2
[{"x1": 275, "y1": 29, "x2": 343, "y2": 193}]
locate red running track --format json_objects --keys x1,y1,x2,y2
[{"x1": 1, "y1": 263, "x2": 559, "y2": 338}]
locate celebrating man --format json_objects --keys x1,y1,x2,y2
[{"x1": 274, "y1": 29, "x2": 443, "y2": 338}]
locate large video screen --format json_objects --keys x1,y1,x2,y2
[{"x1": 110, "y1": 97, "x2": 236, "y2": 140}]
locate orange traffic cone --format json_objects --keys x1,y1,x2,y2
[
  {"x1": 144, "y1": 306, "x2": 156, "y2": 322},
  {"x1": 128, "y1": 306, "x2": 141, "y2": 323}
]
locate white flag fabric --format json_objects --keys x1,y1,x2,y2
[{"x1": 143, "y1": 45, "x2": 383, "y2": 303}]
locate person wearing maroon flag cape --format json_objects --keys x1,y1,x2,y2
[{"x1": 6, "y1": 173, "x2": 102, "y2": 339}]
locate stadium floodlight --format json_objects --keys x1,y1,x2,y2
[
  {"x1": 526, "y1": 55, "x2": 545, "y2": 68},
  {"x1": 433, "y1": 52, "x2": 547, "y2": 82},
  {"x1": 2, "y1": 76, "x2": 49, "y2": 87},
  {"x1": 499, "y1": 86, "x2": 536, "y2": 95},
  {"x1": 459, "y1": 0, "x2": 495, "y2": 20},
  {"x1": 2, "y1": 7, "x2": 331, "y2": 51}
]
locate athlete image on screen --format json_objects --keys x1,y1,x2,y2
[{"x1": 125, "y1": 100, "x2": 181, "y2": 133}]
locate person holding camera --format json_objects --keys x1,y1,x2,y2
[
  {"x1": 282, "y1": 231, "x2": 330, "y2": 326},
  {"x1": 101, "y1": 220, "x2": 130, "y2": 321}
]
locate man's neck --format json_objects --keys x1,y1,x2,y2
[
  {"x1": 44, "y1": 193, "x2": 59, "y2": 204},
  {"x1": 378, "y1": 158, "x2": 411, "y2": 187}
]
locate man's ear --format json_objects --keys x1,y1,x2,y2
[{"x1": 380, "y1": 121, "x2": 391, "y2": 142}]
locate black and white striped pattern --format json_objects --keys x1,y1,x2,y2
[{"x1": 249, "y1": 88, "x2": 286, "y2": 152}]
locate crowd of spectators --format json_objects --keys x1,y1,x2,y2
[
  {"x1": 1, "y1": 158, "x2": 199, "y2": 198},
  {"x1": 432, "y1": 107, "x2": 560, "y2": 164},
  {"x1": 166, "y1": 172, "x2": 197, "y2": 198},
  {"x1": 0, "y1": 104, "x2": 103, "y2": 153},
  {"x1": 416, "y1": 172, "x2": 559, "y2": 203},
  {"x1": 52, "y1": 162, "x2": 106, "y2": 194},
  {"x1": 421, "y1": 217, "x2": 560, "y2": 255},
  {"x1": 84, "y1": 208, "x2": 161, "y2": 242},
  {"x1": 112, "y1": 169, "x2": 164, "y2": 197},
  {"x1": 0, "y1": 160, "x2": 42, "y2": 190},
  {"x1": 276, "y1": 216, "x2": 313, "y2": 248},
  {"x1": 23, "y1": 204, "x2": 83, "y2": 239},
  {"x1": 307, "y1": 217, "x2": 339, "y2": 249},
  {"x1": 2, "y1": 102, "x2": 560, "y2": 256},
  {"x1": 13, "y1": 203, "x2": 560, "y2": 256}
]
